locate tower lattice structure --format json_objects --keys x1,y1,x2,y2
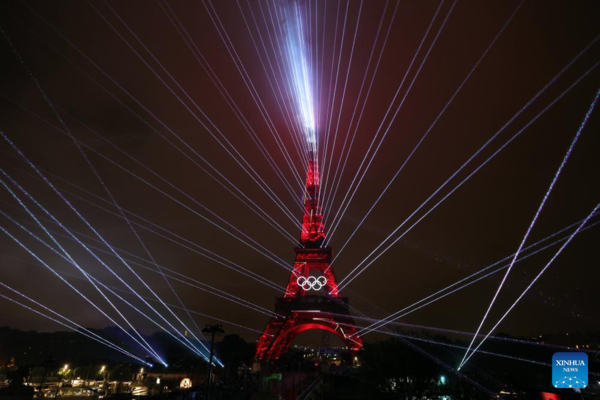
[{"x1": 255, "y1": 151, "x2": 363, "y2": 361}]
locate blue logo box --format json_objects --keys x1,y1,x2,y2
[{"x1": 552, "y1": 352, "x2": 588, "y2": 389}]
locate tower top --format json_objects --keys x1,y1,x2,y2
[{"x1": 300, "y1": 151, "x2": 326, "y2": 247}]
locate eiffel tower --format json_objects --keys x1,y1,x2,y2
[{"x1": 255, "y1": 151, "x2": 363, "y2": 361}]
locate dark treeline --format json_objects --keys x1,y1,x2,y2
[
  {"x1": 0, "y1": 327, "x2": 255, "y2": 373},
  {"x1": 1, "y1": 326, "x2": 599, "y2": 399}
]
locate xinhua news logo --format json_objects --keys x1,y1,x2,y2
[{"x1": 552, "y1": 352, "x2": 588, "y2": 389}]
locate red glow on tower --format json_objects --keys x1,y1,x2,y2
[
  {"x1": 255, "y1": 151, "x2": 363, "y2": 362},
  {"x1": 300, "y1": 152, "x2": 326, "y2": 245}
]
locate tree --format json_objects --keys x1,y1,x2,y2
[
  {"x1": 216, "y1": 334, "x2": 254, "y2": 373},
  {"x1": 30, "y1": 367, "x2": 45, "y2": 378},
  {"x1": 109, "y1": 364, "x2": 132, "y2": 382},
  {"x1": 360, "y1": 337, "x2": 438, "y2": 399}
]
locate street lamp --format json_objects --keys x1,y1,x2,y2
[{"x1": 201, "y1": 324, "x2": 224, "y2": 400}]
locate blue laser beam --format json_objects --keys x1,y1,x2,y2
[
  {"x1": 0, "y1": 161, "x2": 285, "y2": 292},
  {"x1": 236, "y1": 1, "x2": 312, "y2": 169},
  {"x1": 282, "y1": 1, "x2": 317, "y2": 150},
  {"x1": 370, "y1": 328, "x2": 552, "y2": 368},
  {"x1": 0, "y1": 222, "x2": 165, "y2": 364},
  {"x1": 14, "y1": 4, "x2": 302, "y2": 241},
  {"x1": 329, "y1": 0, "x2": 524, "y2": 259},
  {"x1": 0, "y1": 278, "x2": 161, "y2": 364},
  {"x1": 0, "y1": 209, "x2": 210, "y2": 362},
  {"x1": 460, "y1": 87, "x2": 600, "y2": 368},
  {"x1": 91, "y1": 0, "x2": 304, "y2": 219},
  {"x1": 0, "y1": 161, "x2": 206, "y2": 361},
  {"x1": 1, "y1": 123, "x2": 291, "y2": 271},
  {"x1": 59, "y1": 266, "x2": 268, "y2": 337},
  {"x1": 0, "y1": 282, "x2": 148, "y2": 362},
  {"x1": 204, "y1": 0, "x2": 308, "y2": 186},
  {"x1": 342, "y1": 293, "x2": 497, "y2": 396},
  {"x1": 345, "y1": 315, "x2": 593, "y2": 354},
  {"x1": 160, "y1": 0, "x2": 307, "y2": 207},
  {"x1": 89, "y1": 277, "x2": 267, "y2": 338},
  {"x1": 0, "y1": 291, "x2": 152, "y2": 366},
  {"x1": 87, "y1": 275, "x2": 215, "y2": 362},
  {"x1": 250, "y1": 0, "x2": 315, "y2": 169},
  {"x1": 354, "y1": 214, "x2": 600, "y2": 336},
  {"x1": 460, "y1": 201, "x2": 600, "y2": 369},
  {"x1": 323, "y1": 0, "x2": 456, "y2": 243},
  {"x1": 339, "y1": 319, "x2": 556, "y2": 367},
  {"x1": 1, "y1": 210, "x2": 280, "y2": 318},
  {"x1": 318, "y1": 0, "x2": 347, "y2": 190},
  {"x1": 319, "y1": 0, "x2": 399, "y2": 226},
  {"x1": 320, "y1": 0, "x2": 364, "y2": 213},
  {"x1": 0, "y1": 174, "x2": 166, "y2": 363},
  {"x1": 336, "y1": 57, "x2": 600, "y2": 292},
  {"x1": 313, "y1": 281, "x2": 497, "y2": 395},
  {"x1": 2, "y1": 250, "x2": 274, "y2": 339},
  {"x1": 3, "y1": 20, "x2": 213, "y2": 357}
]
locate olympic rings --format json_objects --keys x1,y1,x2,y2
[{"x1": 297, "y1": 275, "x2": 328, "y2": 291}]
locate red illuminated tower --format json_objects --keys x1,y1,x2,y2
[{"x1": 255, "y1": 151, "x2": 363, "y2": 361}]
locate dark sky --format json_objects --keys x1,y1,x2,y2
[{"x1": 0, "y1": 0, "x2": 599, "y2": 353}]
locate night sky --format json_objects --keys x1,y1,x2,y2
[{"x1": 0, "y1": 0, "x2": 599, "y2": 353}]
